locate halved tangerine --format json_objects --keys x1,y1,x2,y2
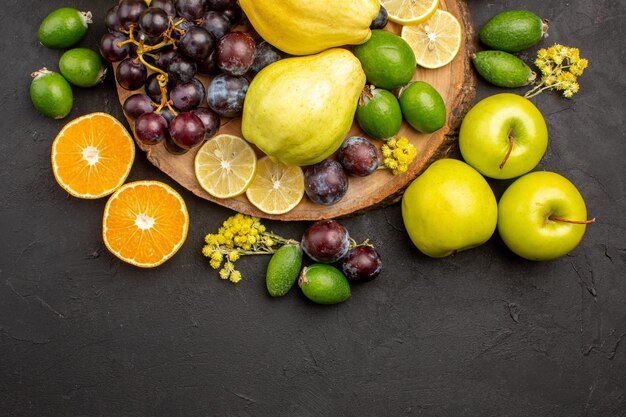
[
  {"x1": 102, "y1": 181, "x2": 189, "y2": 268},
  {"x1": 51, "y1": 112, "x2": 135, "y2": 198}
]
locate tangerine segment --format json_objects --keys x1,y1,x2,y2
[
  {"x1": 51, "y1": 112, "x2": 135, "y2": 198},
  {"x1": 103, "y1": 181, "x2": 189, "y2": 268},
  {"x1": 246, "y1": 156, "x2": 305, "y2": 215},
  {"x1": 401, "y1": 9, "x2": 462, "y2": 69},
  {"x1": 381, "y1": 0, "x2": 439, "y2": 25}
]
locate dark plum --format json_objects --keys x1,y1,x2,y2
[
  {"x1": 370, "y1": 5, "x2": 389, "y2": 29},
  {"x1": 180, "y1": 26, "x2": 215, "y2": 61},
  {"x1": 139, "y1": 7, "x2": 170, "y2": 37},
  {"x1": 206, "y1": 73, "x2": 248, "y2": 117},
  {"x1": 191, "y1": 107, "x2": 220, "y2": 138},
  {"x1": 250, "y1": 41, "x2": 285, "y2": 73},
  {"x1": 135, "y1": 112, "x2": 168, "y2": 145},
  {"x1": 301, "y1": 220, "x2": 350, "y2": 263},
  {"x1": 200, "y1": 11, "x2": 231, "y2": 41},
  {"x1": 216, "y1": 31, "x2": 256, "y2": 76},
  {"x1": 104, "y1": 5, "x2": 122, "y2": 32},
  {"x1": 206, "y1": 0, "x2": 235, "y2": 11},
  {"x1": 170, "y1": 78, "x2": 205, "y2": 111},
  {"x1": 304, "y1": 159, "x2": 349, "y2": 205},
  {"x1": 169, "y1": 112, "x2": 206, "y2": 149},
  {"x1": 167, "y1": 55, "x2": 197, "y2": 84},
  {"x1": 116, "y1": 57, "x2": 147, "y2": 90},
  {"x1": 337, "y1": 136, "x2": 380, "y2": 176},
  {"x1": 342, "y1": 246, "x2": 382, "y2": 282},
  {"x1": 151, "y1": 0, "x2": 177, "y2": 17},
  {"x1": 175, "y1": 0, "x2": 206, "y2": 21},
  {"x1": 99, "y1": 32, "x2": 129, "y2": 62},
  {"x1": 117, "y1": 0, "x2": 147, "y2": 29},
  {"x1": 123, "y1": 94, "x2": 154, "y2": 118}
]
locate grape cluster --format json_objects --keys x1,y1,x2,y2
[
  {"x1": 99, "y1": 0, "x2": 284, "y2": 154},
  {"x1": 301, "y1": 220, "x2": 382, "y2": 282},
  {"x1": 304, "y1": 136, "x2": 381, "y2": 206}
]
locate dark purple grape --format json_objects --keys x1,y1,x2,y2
[
  {"x1": 135, "y1": 112, "x2": 168, "y2": 145},
  {"x1": 304, "y1": 160, "x2": 349, "y2": 205},
  {"x1": 216, "y1": 31, "x2": 256, "y2": 75},
  {"x1": 200, "y1": 11, "x2": 231, "y2": 41},
  {"x1": 123, "y1": 94, "x2": 154, "y2": 118},
  {"x1": 206, "y1": 0, "x2": 235, "y2": 11},
  {"x1": 250, "y1": 41, "x2": 285, "y2": 73},
  {"x1": 175, "y1": 20, "x2": 195, "y2": 34},
  {"x1": 137, "y1": 31, "x2": 163, "y2": 46},
  {"x1": 337, "y1": 136, "x2": 380, "y2": 177},
  {"x1": 167, "y1": 55, "x2": 197, "y2": 84},
  {"x1": 144, "y1": 73, "x2": 169, "y2": 103},
  {"x1": 151, "y1": 0, "x2": 177, "y2": 17},
  {"x1": 164, "y1": 131, "x2": 189, "y2": 154},
  {"x1": 175, "y1": 0, "x2": 206, "y2": 21},
  {"x1": 139, "y1": 7, "x2": 170, "y2": 37},
  {"x1": 171, "y1": 78, "x2": 205, "y2": 111},
  {"x1": 169, "y1": 112, "x2": 206, "y2": 149},
  {"x1": 99, "y1": 32, "x2": 129, "y2": 62},
  {"x1": 104, "y1": 5, "x2": 122, "y2": 31},
  {"x1": 370, "y1": 5, "x2": 389, "y2": 29},
  {"x1": 221, "y1": 3, "x2": 242, "y2": 24},
  {"x1": 301, "y1": 220, "x2": 350, "y2": 263},
  {"x1": 158, "y1": 107, "x2": 176, "y2": 125},
  {"x1": 116, "y1": 58, "x2": 147, "y2": 90},
  {"x1": 117, "y1": 0, "x2": 147, "y2": 29},
  {"x1": 206, "y1": 73, "x2": 248, "y2": 117},
  {"x1": 197, "y1": 51, "x2": 219, "y2": 75},
  {"x1": 191, "y1": 107, "x2": 220, "y2": 138},
  {"x1": 342, "y1": 246, "x2": 382, "y2": 282},
  {"x1": 180, "y1": 26, "x2": 215, "y2": 61},
  {"x1": 153, "y1": 48, "x2": 178, "y2": 71}
]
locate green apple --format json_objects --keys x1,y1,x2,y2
[
  {"x1": 459, "y1": 93, "x2": 548, "y2": 179},
  {"x1": 401, "y1": 158, "x2": 498, "y2": 258},
  {"x1": 498, "y1": 171, "x2": 595, "y2": 261}
]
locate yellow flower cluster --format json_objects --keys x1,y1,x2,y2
[
  {"x1": 202, "y1": 214, "x2": 289, "y2": 283},
  {"x1": 526, "y1": 44, "x2": 588, "y2": 99},
  {"x1": 381, "y1": 136, "x2": 418, "y2": 175}
]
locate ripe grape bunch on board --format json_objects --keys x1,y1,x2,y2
[{"x1": 100, "y1": 0, "x2": 279, "y2": 153}]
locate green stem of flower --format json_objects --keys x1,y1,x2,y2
[
  {"x1": 524, "y1": 81, "x2": 566, "y2": 99},
  {"x1": 263, "y1": 232, "x2": 293, "y2": 246}
]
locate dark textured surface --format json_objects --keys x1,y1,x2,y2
[{"x1": 1, "y1": 1, "x2": 625, "y2": 416}]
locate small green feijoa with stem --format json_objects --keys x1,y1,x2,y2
[
  {"x1": 59, "y1": 48, "x2": 107, "y2": 87},
  {"x1": 355, "y1": 85, "x2": 402, "y2": 140},
  {"x1": 266, "y1": 242, "x2": 303, "y2": 297},
  {"x1": 30, "y1": 68, "x2": 73, "y2": 119},
  {"x1": 479, "y1": 10, "x2": 548, "y2": 53},
  {"x1": 299, "y1": 264, "x2": 351, "y2": 305},
  {"x1": 472, "y1": 50, "x2": 536, "y2": 88},
  {"x1": 38, "y1": 7, "x2": 92, "y2": 49}
]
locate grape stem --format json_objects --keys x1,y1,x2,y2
[{"x1": 118, "y1": 23, "x2": 186, "y2": 115}]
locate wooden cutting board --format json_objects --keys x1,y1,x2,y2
[{"x1": 115, "y1": 0, "x2": 476, "y2": 221}]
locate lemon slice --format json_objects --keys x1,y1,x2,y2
[
  {"x1": 194, "y1": 134, "x2": 257, "y2": 199},
  {"x1": 246, "y1": 156, "x2": 305, "y2": 215},
  {"x1": 401, "y1": 9, "x2": 462, "y2": 69},
  {"x1": 381, "y1": 0, "x2": 439, "y2": 25}
]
